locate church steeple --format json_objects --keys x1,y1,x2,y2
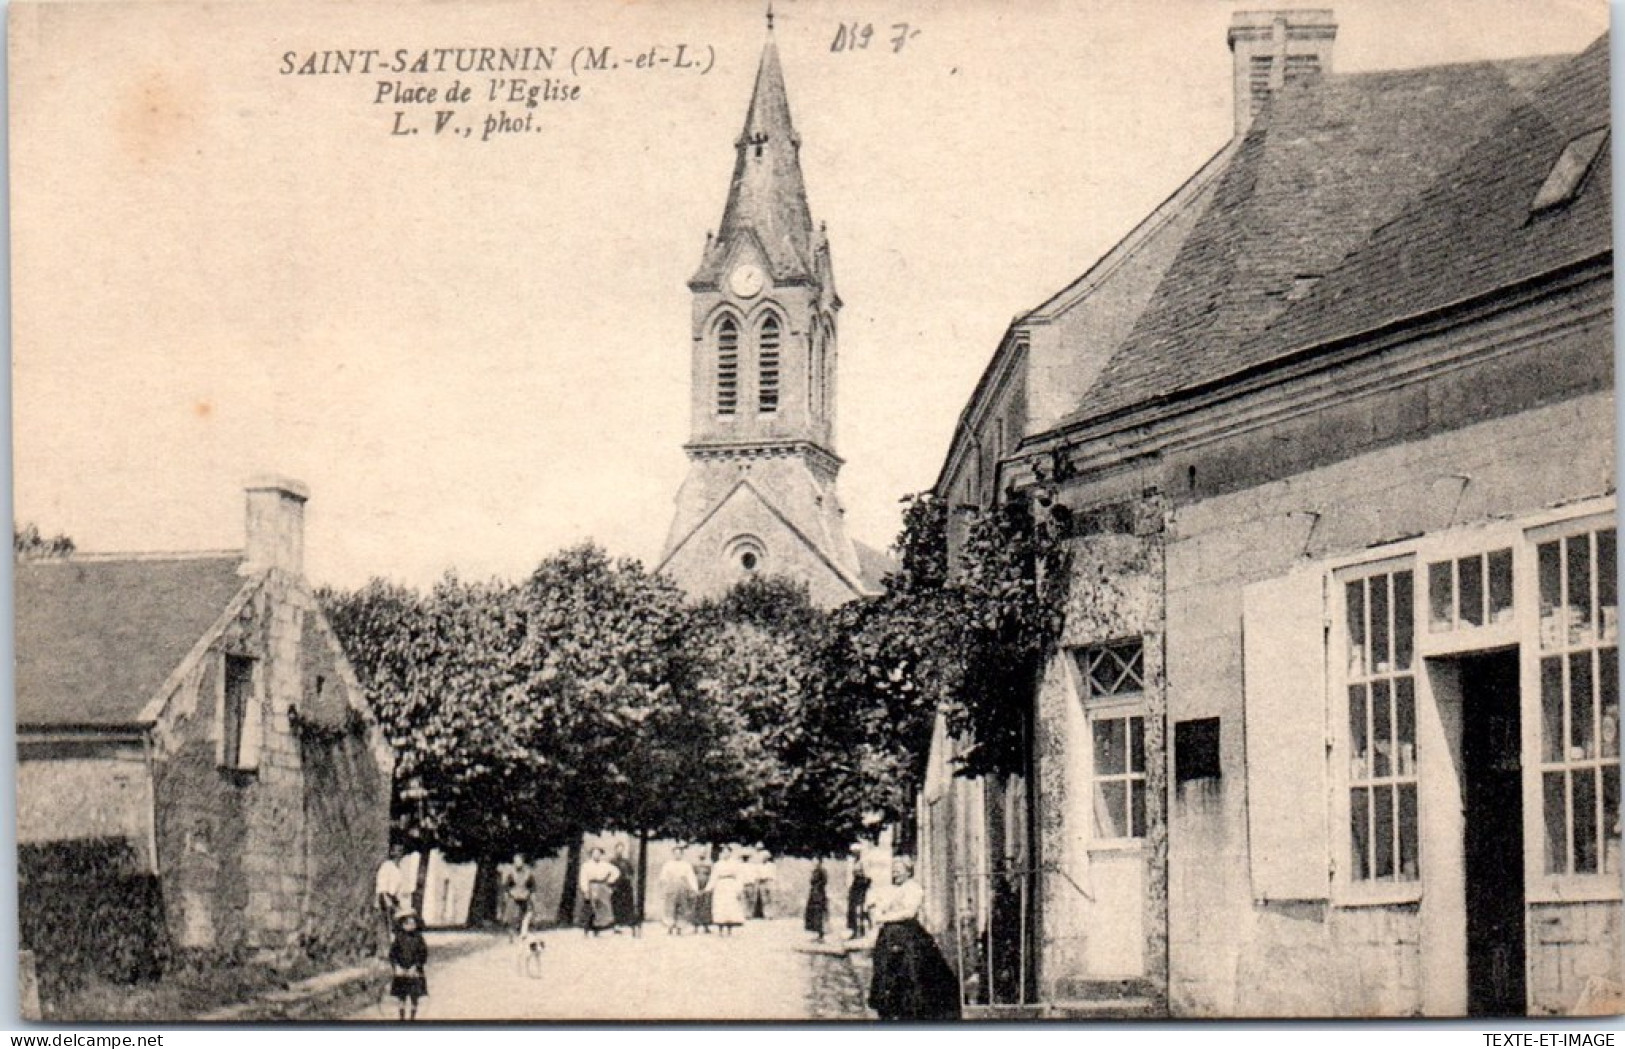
[
  {"x1": 692, "y1": 25, "x2": 816, "y2": 288},
  {"x1": 659, "y1": 21, "x2": 870, "y2": 607}
]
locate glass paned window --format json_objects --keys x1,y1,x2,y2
[
  {"x1": 1536, "y1": 526, "x2": 1621, "y2": 877},
  {"x1": 1076, "y1": 638, "x2": 1147, "y2": 843},
  {"x1": 1091, "y1": 712, "x2": 1145, "y2": 840},
  {"x1": 1428, "y1": 548, "x2": 1513, "y2": 632},
  {"x1": 1345, "y1": 567, "x2": 1420, "y2": 883}
]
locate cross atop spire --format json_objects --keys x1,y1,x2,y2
[
  {"x1": 766, "y1": 3, "x2": 774, "y2": 32},
  {"x1": 690, "y1": 25, "x2": 816, "y2": 287}
]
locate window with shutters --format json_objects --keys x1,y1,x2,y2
[
  {"x1": 1534, "y1": 523, "x2": 1620, "y2": 880},
  {"x1": 1074, "y1": 640, "x2": 1147, "y2": 843},
  {"x1": 1339, "y1": 561, "x2": 1420, "y2": 886},
  {"x1": 716, "y1": 316, "x2": 739, "y2": 415},
  {"x1": 758, "y1": 313, "x2": 780, "y2": 414}
]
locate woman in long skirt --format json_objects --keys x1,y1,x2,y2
[
  {"x1": 804, "y1": 858, "x2": 829, "y2": 942},
  {"x1": 868, "y1": 857, "x2": 961, "y2": 1021},
  {"x1": 658, "y1": 845, "x2": 699, "y2": 934},
  {"x1": 692, "y1": 851, "x2": 715, "y2": 933},
  {"x1": 709, "y1": 846, "x2": 746, "y2": 936},
  {"x1": 578, "y1": 847, "x2": 619, "y2": 936}
]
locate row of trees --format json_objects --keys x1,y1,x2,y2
[{"x1": 319, "y1": 490, "x2": 1066, "y2": 880}]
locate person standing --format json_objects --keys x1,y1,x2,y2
[
  {"x1": 757, "y1": 851, "x2": 778, "y2": 919},
  {"x1": 388, "y1": 908, "x2": 429, "y2": 1021},
  {"x1": 867, "y1": 856, "x2": 961, "y2": 1021},
  {"x1": 739, "y1": 849, "x2": 761, "y2": 920},
  {"x1": 374, "y1": 843, "x2": 405, "y2": 956},
  {"x1": 610, "y1": 841, "x2": 639, "y2": 936},
  {"x1": 501, "y1": 852, "x2": 535, "y2": 937},
  {"x1": 658, "y1": 845, "x2": 700, "y2": 934},
  {"x1": 846, "y1": 849, "x2": 871, "y2": 940},
  {"x1": 692, "y1": 848, "x2": 715, "y2": 934},
  {"x1": 709, "y1": 845, "x2": 746, "y2": 936},
  {"x1": 804, "y1": 858, "x2": 829, "y2": 942},
  {"x1": 578, "y1": 847, "x2": 619, "y2": 937}
]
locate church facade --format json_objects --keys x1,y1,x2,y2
[{"x1": 657, "y1": 26, "x2": 886, "y2": 608}]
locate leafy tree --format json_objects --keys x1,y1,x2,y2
[{"x1": 14, "y1": 523, "x2": 74, "y2": 561}]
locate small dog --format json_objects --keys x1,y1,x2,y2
[{"x1": 516, "y1": 912, "x2": 547, "y2": 978}]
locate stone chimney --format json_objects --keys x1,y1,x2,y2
[
  {"x1": 244, "y1": 476, "x2": 309, "y2": 576},
  {"x1": 1228, "y1": 9, "x2": 1337, "y2": 136}
]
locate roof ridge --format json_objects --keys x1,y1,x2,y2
[{"x1": 26, "y1": 549, "x2": 245, "y2": 564}]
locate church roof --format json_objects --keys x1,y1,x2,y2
[
  {"x1": 16, "y1": 554, "x2": 253, "y2": 730},
  {"x1": 1059, "y1": 53, "x2": 1567, "y2": 429},
  {"x1": 692, "y1": 32, "x2": 818, "y2": 287}
]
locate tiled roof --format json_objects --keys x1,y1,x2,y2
[
  {"x1": 1063, "y1": 54, "x2": 1569, "y2": 428},
  {"x1": 692, "y1": 35, "x2": 818, "y2": 286},
  {"x1": 1264, "y1": 35, "x2": 1610, "y2": 355},
  {"x1": 15, "y1": 555, "x2": 251, "y2": 729}
]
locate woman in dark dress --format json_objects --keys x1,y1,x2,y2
[
  {"x1": 804, "y1": 858, "x2": 830, "y2": 942},
  {"x1": 389, "y1": 910, "x2": 429, "y2": 1021},
  {"x1": 692, "y1": 851, "x2": 715, "y2": 933},
  {"x1": 868, "y1": 857, "x2": 961, "y2": 1022},
  {"x1": 846, "y1": 852, "x2": 871, "y2": 939},
  {"x1": 610, "y1": 842, "x2": 638, "y2": 935}
]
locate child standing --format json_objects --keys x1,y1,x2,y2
[{"x1": 389, "y1": 909, "x2": 429, "y2": 1021}]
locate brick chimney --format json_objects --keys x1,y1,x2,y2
[
  {"x1": 244, "y1": 476, "x2": 309, "y2": 576},
  {"x1": 1228, "y1": 9, "x2": 1337, "y2": 136}
]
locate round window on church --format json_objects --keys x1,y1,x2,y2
[{"x1": 724, "y1": 534, "x2": 766, "y2": 575}]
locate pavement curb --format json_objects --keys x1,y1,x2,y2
[{"x1": 197, "y1": 960, "x2": 389, "y2": 1023}]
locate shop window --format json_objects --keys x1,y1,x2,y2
[
  {"x1": 1344, "y1": 567, "x2": 1419, "y2": 882},
  {"x1": 1428, "y1": 548, "x2": 1513, "y2": 632},
  {"x1": 1536, "y1": 526, "x2": 1620, "y2": 877}
]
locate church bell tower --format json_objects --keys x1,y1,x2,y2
[{"x1": 657, "y1": 16, "x2": 873, "y2": 607}]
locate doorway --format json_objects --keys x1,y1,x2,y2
[{"x1": 1460, "y1": 650, "x2": 1525, "y2": 1016}]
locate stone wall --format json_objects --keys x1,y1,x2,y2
[
  {"x1": 152, "y1": 572, "x2": 390, "y2": 963},
  {"x1": 16, "y1": 742, "x2": 153, "y2": 869}
]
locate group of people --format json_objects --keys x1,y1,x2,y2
[
  {"x1": 575, "y1": 843, "x2": 641, "y2": 935},
  {"x1": 653, "y1": 843, "x2": 780, "y2": 936},
  {"x1": 800, "y1": 848, "x2": 876, "y2": 944},
  {"x1": 376, "y1": 839, "x2": 961, "y2": 1023}
]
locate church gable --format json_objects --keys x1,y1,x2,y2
[{"x1": 659, "y1": 479, "x2": 862, "y2": 607}]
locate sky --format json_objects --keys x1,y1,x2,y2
[{"x1": 9, "y1": 0, "x2": 1611, "y2": 590}]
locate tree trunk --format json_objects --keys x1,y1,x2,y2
[
  {"x1": 466, "y1": 855, "x2": 501, "y2": 928},
  {"x1": 635, "y1": 830, "x2": 649, "y2": 925},
  {"x1": 411, "y1": 846, "x2": 432, "y2": 918},
  {"x1": 556, "y1": 837, "x2": 582, "y2": 925}
]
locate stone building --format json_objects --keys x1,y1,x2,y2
[
  {"x1": 16, "y1": 480, "x2": 393, "y2": 983},
  {"x1": 921, "y1": 11, "x2": 1616, "y2": 1018},
  {"x1": 658, "y1": 21, "x2": 889, "y2": 607}
]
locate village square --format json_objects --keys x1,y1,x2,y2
[{"x1": 10, "y1": 0, "x2": 1622, "y2": 1025}]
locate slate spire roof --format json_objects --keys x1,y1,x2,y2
[{"x1": 692, "y1": 27, "x2": 818, "y2": 287}]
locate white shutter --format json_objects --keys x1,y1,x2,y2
[
  {"x1": 238, "y1": 661, "x2": 264, "y2": 771},
  {"x1": 1242, "y1": 568, "x2": 1329, "y2": 901}
]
